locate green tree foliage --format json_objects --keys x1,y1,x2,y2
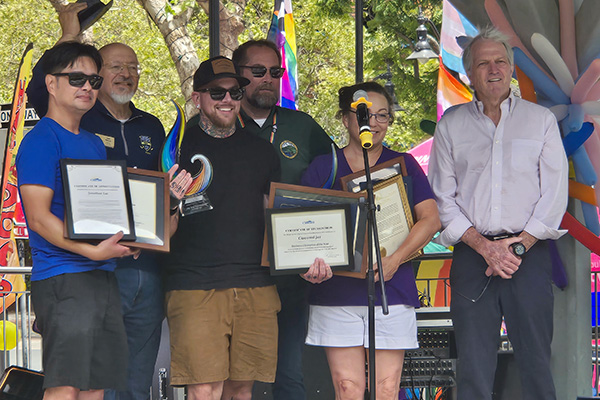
[
  {"x1": 0, "y1": 0, "x2": 441, "y2": 150},
  {"x1": 0, "y1": 1, "x2": 57, "y2": 100},
  {"x1": 0, "y1": 0, "x2": 188, "y2": 130},
  {"x1": 363, "y1": 0, "x2": 442, "y2": 150},
  {"x1": 235, "y1": 0, "x2": 442, "y2": 149}
]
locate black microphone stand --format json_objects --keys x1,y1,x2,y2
[{"x1": 361, "y1": 146, "x2": 389, "y2": 400}]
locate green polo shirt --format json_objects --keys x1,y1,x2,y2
[{"x1": 237, "y1": 106, "x2": 335, "y2": 184}]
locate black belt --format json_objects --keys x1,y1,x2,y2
[{"x1": 484, "y1": 232, "x2": 522, "y2": 241}]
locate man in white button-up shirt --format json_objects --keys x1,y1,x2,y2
[{"x1": 428, "y1": 27, "x2": 568, "y2": 400}]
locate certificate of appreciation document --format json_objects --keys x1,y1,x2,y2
[
  {"x1": 61, "y1": 159, "x2": 135, "y2": 241},
  {"x1": 371, "y1": 175, "x2": 421, "y2": 261},
  {"x1": 266, "y1": 205, "x2": 354, "y2": 275},
  {"x1": 123, "y1": 168, "x2": 170, "y2": 252},
  {"x1": 129, "y1": 179, "x2": 156, "y2": 239}
]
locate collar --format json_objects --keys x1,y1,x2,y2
[
  {"x1": 238, "y1": 106, "x2": 278, "y2": 128},
  {"x1": 94, "y1": 100, "x2": 143, "y2": 121},
  {"x1": 472, "y1": 91, "x2": 515, "y2": 117}
]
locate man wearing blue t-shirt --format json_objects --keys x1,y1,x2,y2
[
  {"x1": 16, "y1": 41, "x2": 138, "y2": 400},
  {"x1": 25, "y1": 5, "x2": 191, "y2": 399}
]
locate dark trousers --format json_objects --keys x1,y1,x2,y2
[
  {"x1": 450, "y1": 241, "x2": 556, "y2": 400},
  {"x1": 105, "y1": 267, "x2": 164, "y2": 400},
  {"x1": 271, "y1": 275, "x2": 310, "y2": 400}
]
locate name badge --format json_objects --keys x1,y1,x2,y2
[{"x1": 95, "y1": 133, "x2": 115, "y2": 149}]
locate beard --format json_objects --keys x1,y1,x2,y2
[
  {"x1": 246, "y1": 87, "x2": 278, "y2": 110},
  {"x1": 211, "y1": 114, "x2": 236, "y2": 129},
  {"x1": 110, "y1": 91, "x2": 134, "y2": 105},
  {"x1": 200, "y1": 109, "x2": 237, "y2": 130}
]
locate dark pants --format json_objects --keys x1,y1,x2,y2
[
  {"x1": 105, "y1": 267, "x2": 164, "y2": 400},
  {"x1": 271, "y1": 275, "x2": 310, "y2": 400},
  {"x1": 32, "y1": 270, "x2": 128, "y2": 390},
  {"x1": 450, "y1": 241, "x2": 556, "y2": 400}
]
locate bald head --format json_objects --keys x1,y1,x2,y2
[{"x1": 99, "y1": 43, "x2": 136, "y2": 58}]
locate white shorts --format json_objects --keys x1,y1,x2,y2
[{"x1": 306, "y1": 304, "x2": 418, "y2": 350}]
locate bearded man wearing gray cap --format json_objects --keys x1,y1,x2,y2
[{"x1": 164, "y1": 56, "x2": 281, "y2": 400}]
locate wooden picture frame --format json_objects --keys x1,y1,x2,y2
[
  {"x1": 263, "y1": 182, "x2": 368, "y2": 278},
  {"x1": 121, "y1": 168, "x2": 170, "y2": 252},
  {"x1": 340, "y1": 156, "x2": 408, "y2": 193},
  {"x1": 369, "y1": 174, "x2": 422, "y2": 264}
]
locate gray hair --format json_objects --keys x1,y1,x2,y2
[{"x1": 462, "y1": 26, "x2": 514, "y2": 74}]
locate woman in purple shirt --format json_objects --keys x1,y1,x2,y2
[{"x1": 300, "y1": 81, "x2": 441, "y2": 400}]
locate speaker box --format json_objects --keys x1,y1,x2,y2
[{"x1": 0, "y1": 366, "x2": 44, "y2": 400}]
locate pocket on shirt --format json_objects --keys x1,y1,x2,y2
[{"x1": 511, "y1": 139, "x2": 542, "y2": 171}]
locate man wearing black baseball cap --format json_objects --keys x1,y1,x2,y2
[{"x1": 163, "y1": 56, "x2": 282, "y2": 400}]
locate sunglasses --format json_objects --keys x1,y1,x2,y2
[
  {"x1": 198, "y1": 87, "x2": 245, "y2": 101},
  {"x1": 239, "y1": 65, "x2": 285, "y2": 79},
  {"x1": 51, "y1": 72, "x2": 103, "y2": 90}
]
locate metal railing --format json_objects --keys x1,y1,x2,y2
[{"x1": 0, "y1": 267, "x2": 39, "y2": 372}]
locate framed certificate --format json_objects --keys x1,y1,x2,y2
[
  {"x1": 121, "y1": 168, "x2": 170, "y2": 252},
  {"x1": 370, "y1": 174, "x2": 422, "y2": 263},
  {"x1": 61, "y1": 159, "x2": 135, "y2": 241},
  {"x1": 264, "y1": 183, "x2": 368, "y2": 278},
  {"x1": 266, "y1": 205, "x2": 354, "y2": 275},
  {"x1": 341, "y1": 156, "x2": 407, "y2": 193},
  {"x1": 339, "y1": 158, "x2": 422, "y2": 274}
]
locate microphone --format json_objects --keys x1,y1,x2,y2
[{"x1": 351, "y1": 90, "x2": 373, "y2": 149}]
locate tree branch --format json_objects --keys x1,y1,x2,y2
[{"x1": 139, "y1": 0, "x2": 199, "y2": 117}]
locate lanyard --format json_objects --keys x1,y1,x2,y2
[{"x1": 269, "y1": 110, "x2": 278, "y2": 143}]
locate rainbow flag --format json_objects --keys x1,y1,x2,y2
[
  {"x1": 437, "y1": 0, "x2": 475, "y2": 119},
  {"x1": 413, "y1": 1, "x2": 474, "y2": 307},
  {"x1": 0, "y1": 44, "x2": 33, "y2": 310},
  {"x1": 437, "y1": 60, "x2": 472, "y2": 120},
  {"x1": 267, "y1": 0, "x2": 297, "y2": 110},
  {"x1": 439, "y1": 0, "x2": 477, "y2": 77}
]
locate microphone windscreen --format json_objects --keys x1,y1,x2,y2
[{"x1": 353, "y1": 90, "x2": 369, "y2": 102}]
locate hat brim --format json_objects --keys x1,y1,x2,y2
[
  {"x1": 216, "y1": 73, "x2": 250, "y2": 88},
  {"x1": 233, "y1": 75, "x2": 251, "y2": 87},
  {"x1": 77, "y1": 0, "x2": 113, "y2": 32},
  {"x1": 196, "y1": 73, "x2": 250, "y2": 90}
]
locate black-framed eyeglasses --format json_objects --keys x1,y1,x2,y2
[
  {"x1": 105, "y1": 63, "x2": 140, "y2": 76},
  {"x1": 51, "y1": 72, "x2": 103, "y2": 90},
  {"x1": 239, "y1": 65, "x2": 285, "y2": 79},
  {"x1": 198, "y1": 87, "x2": 245, "y2": 101},
  {"x1": 350, "y1": 110, "x2": 391, "y2": 123}
]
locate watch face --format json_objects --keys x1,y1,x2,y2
[{"x1": 512, "y1": 243, "x2": 526, "y2": 256}]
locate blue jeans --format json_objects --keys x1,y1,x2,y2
[
  {"x1": 272, "y1": 275, "x2": 309, "y2": 400},
  {"x1": 104, "y1": 266, "x2": 164, "y2": 400}
]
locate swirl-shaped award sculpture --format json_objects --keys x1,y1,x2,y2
[{"x1": 161, "y1": 101, "x2": 213, "y2": 215}]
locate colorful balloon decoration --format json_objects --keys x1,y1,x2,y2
[
  {"x1": 0, "y1": 321, "x2": 19, "y2": 351},
  {"x1": 434, "y1": 0, "x2": 600, "y2": 293},
  {"x1": 448, "y1": 0, "x2": 600, "y2": 256}
]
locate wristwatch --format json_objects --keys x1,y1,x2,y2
[{"x1": 510, "y1": 243, "x2": 526, "y2": 257}]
